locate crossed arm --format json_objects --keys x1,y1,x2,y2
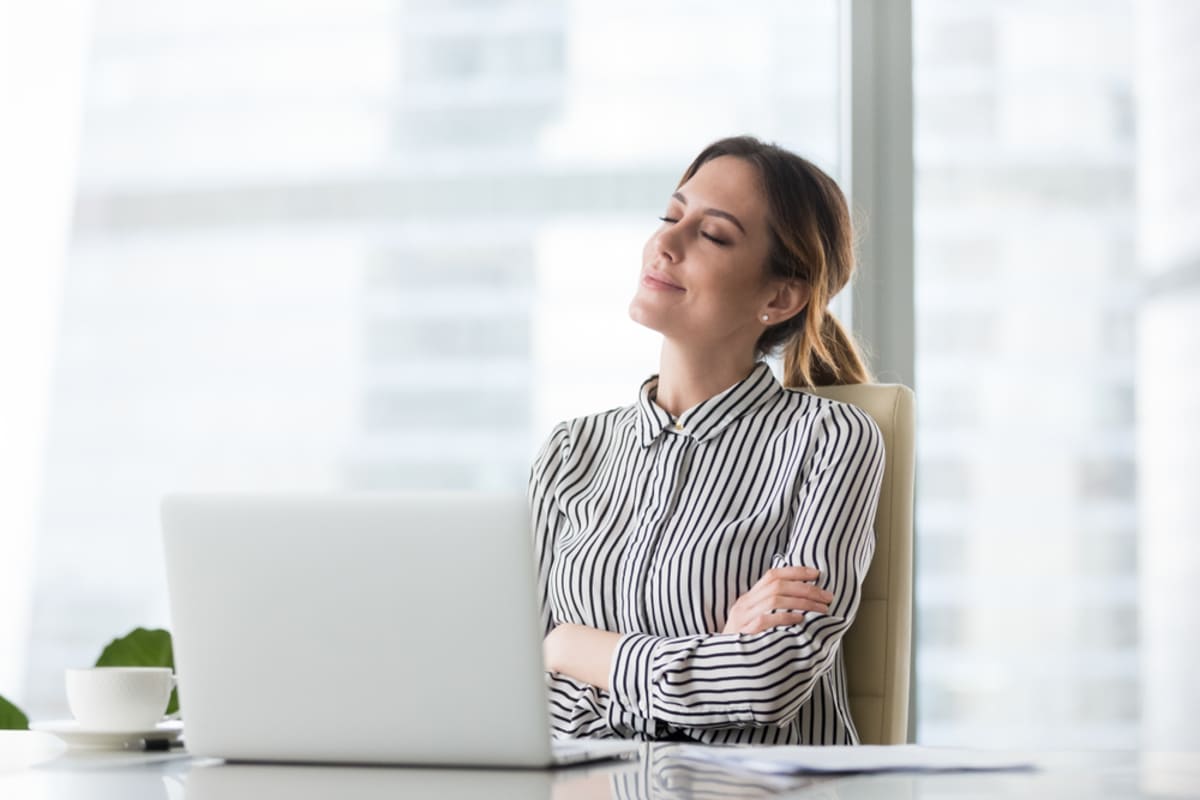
[{"x1": 543, "y1": 565, "x2": 834, "y2": 690}]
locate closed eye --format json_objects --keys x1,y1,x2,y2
[{"x1": 657, "y1": 216, "x2": 729, "y2": 247}]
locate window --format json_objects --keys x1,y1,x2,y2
[
  {"x1": 16, "y1": 0, "x2": 843, "y2": 720},
  {"x1": 11, "y1": 1, "x2": 1194, "y2": 749},
  {"x1": 913, "y1": 0, "x2": 1143, "y2": 747}
]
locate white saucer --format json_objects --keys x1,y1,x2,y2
[{"x1": 30, "y1": 719, "x2": 184, "y2": 749}]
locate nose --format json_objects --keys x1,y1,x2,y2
[{"x1": 655, "y1": 220, "x2": 685, "y2": 263}]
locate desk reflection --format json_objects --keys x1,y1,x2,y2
[
  {"x1": 181, "y1": 744, "x2": 869, "y2": 800},
  {"x1": 186, "y1": 760, "x2": 560, "y2": 800}
]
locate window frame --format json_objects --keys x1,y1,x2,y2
[{"x1": 840, "y1": 0, "x2": 916, "y2": 742}]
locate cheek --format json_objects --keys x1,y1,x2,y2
[
  {"x1": 696, "y1": 264, "x2": 764, "y2": 315},
  {"x1": 697, "y1": 259, "x2": 751, "y2": 295}
]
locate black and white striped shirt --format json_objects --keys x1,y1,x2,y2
[{"x1": 528, "y1": 361, "x2": 886, "y2": 745}]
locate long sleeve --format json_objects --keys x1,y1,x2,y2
[
  {"x1": 529, "y1": 420, "x2": 668, "y2": 740},
  {"x1": 606, "y1": 403, "x2": 886, "y2": 730},
  {"x1": 545, "y1": 673, "x2": 674, "y2": 740},
  {"x1": 529, "y1": 421, "x2": 570, "y2": 638}
]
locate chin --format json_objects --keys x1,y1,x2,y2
[{"x1": 628, "y1": 297, "x2": 667, "y2": 334}]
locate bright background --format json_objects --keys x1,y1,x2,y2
[{"x1": 1, "y1": 0, "x2": 1197, "y2": 749}]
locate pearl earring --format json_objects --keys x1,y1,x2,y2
[{"x1": 761, "y1": 315, "x2": 769, "y2": 322}]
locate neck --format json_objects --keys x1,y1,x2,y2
[{"x1": 653, "y1": 339, "x2": 759, "y2": 418}]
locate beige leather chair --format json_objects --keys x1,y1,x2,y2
[{"x1": 805, "y1": 384, "x2": 915, "y2": 745}]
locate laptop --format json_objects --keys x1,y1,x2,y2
[{"x1": 160, "y1": 491, "x2": 641, "y2": 768}]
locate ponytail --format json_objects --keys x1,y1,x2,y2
[{"x1": 782, "y1": 307, "x2": 873, "y2": 389}]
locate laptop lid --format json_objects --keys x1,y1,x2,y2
[{"x1": 161, "y1": 492, "x2": 556, "y2": 767}]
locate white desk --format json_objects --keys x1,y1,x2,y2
[{"x1": 1, "y1": 731, "x2": 1196, "y2": 799}]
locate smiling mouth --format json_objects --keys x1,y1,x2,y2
[{"x1": 642, "y1": 272, "x2": 685, "y2": 291}]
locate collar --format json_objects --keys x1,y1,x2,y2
[{"x1": 635, "y1": 361, "x2": 783, "y2": 447}]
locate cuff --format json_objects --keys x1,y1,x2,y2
[{"x1": 608, "y1": 631, "x2": 659, "y2": 719}]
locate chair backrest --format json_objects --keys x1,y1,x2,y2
[{"x1": 804, "y1": 383, "x2": 915, "y2": 745}]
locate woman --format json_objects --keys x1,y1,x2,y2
[{"x1": 530, "y1": 135, "x2": 886, "y2": 745}]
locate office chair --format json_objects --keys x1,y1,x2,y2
[{"x1": 806, "y1": 383, "x2": 915, "y2": 745}]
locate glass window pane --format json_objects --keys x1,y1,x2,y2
[
  {"x1": 21, "y1": 0, "x2": 841, "y2": 719},
  {"x1": 914, "y1": 0, "x2": 1139, "y2": 747}
]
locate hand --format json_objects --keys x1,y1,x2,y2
[{"x1": 721, "y1": 566, "x2": 833, "y2": 635}]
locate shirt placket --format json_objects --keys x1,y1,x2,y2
[{"x1": 619, "y1": 430, "x2": 694, "y2": 633}]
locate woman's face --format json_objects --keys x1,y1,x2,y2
[{"x1": 630, "y1": 155, "x2": 781, "y2": 352}]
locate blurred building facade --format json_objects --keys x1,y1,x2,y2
[
  {"x1": 914, "y1": 0, "x2": 1139, "y2": 746},
  {"x1": 23, "y1": 0, "x2": 839, "y2": 719},
  {"x1": 1134, "y1": 0, "x2": 1200, "y2": 752}
]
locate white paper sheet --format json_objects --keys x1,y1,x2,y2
[{"x1": 671, "y1": 744, "x2": 1038, "y2": 776}]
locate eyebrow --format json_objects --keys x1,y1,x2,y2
[{"x1": 671, "y1": 191, "x2": 746, "y2": 235}]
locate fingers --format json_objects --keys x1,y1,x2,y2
[
  {"x1": 756, "y1": 567, "x2": 827, "y2": 597},
  {"x1": 744, "y1": 611, "x2": 809, "y2": 635},
  {"x1": 724, "y1": 595, "x2": 830, "y2": 635},
  {"x1": 742, "y1": 569, "x2": 834, "y2": 609},
  {"x1": 752, "y1": 582, "x2": 832, "y2": 608},
  {"x1": 722, "y1": 610, "x2": 811, "y2": 636},
  {"x1": 742, "y1": 581, "x2": 834, "y2": 619},
  {"x1": 767, "y1": 566, "x2": 821, "y2": 581},
  {"x1": 778, "y1": 579, "x2": 835, "y2": 605},
  {"x1": 750, "y1": 600, "x2": 827, "y2": 622},
  {"x1": 723, "y1": 565, "x2": 835, "y2": 635},
  {"x1": 764, "y1": 597, "x2": 830, "y2": 615}
]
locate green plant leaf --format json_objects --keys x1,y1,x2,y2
[
  {"x1": 94, "y1": 627, "x2": 179, "y2": 716},
  {"x1": 0, "y1": 693, "x2": 29, "y2": 730}
]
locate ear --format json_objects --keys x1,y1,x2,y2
[{"x1": 761, "y1": 280, "x2": 810, "y2": 322}]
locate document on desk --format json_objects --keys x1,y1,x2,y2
[{"x1": 671, "y1": 744, "x2": 1038, "y2": 776}]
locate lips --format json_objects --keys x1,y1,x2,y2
[{"x1": 642, "y1": 270, "x2": 685, "y2": 291}]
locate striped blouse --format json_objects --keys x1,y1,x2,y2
[{"x1": 528, "y1": 361, "x2": 886, "y2": 745}]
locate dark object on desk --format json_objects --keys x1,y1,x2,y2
[{"x1": 0, "y1": 693, "x2": 29, "y2": 730}]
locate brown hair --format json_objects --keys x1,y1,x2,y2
[{"x1": 676, "y1": 136, "x2": 873, "y2": 388}]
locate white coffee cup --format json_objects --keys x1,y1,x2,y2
[{"x1": 65, "y1": 667, "x2": 176, "y2": 731}]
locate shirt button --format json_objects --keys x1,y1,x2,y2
[{"x1": 673, "y1": 421, "x2": 684, "y2": 432}]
